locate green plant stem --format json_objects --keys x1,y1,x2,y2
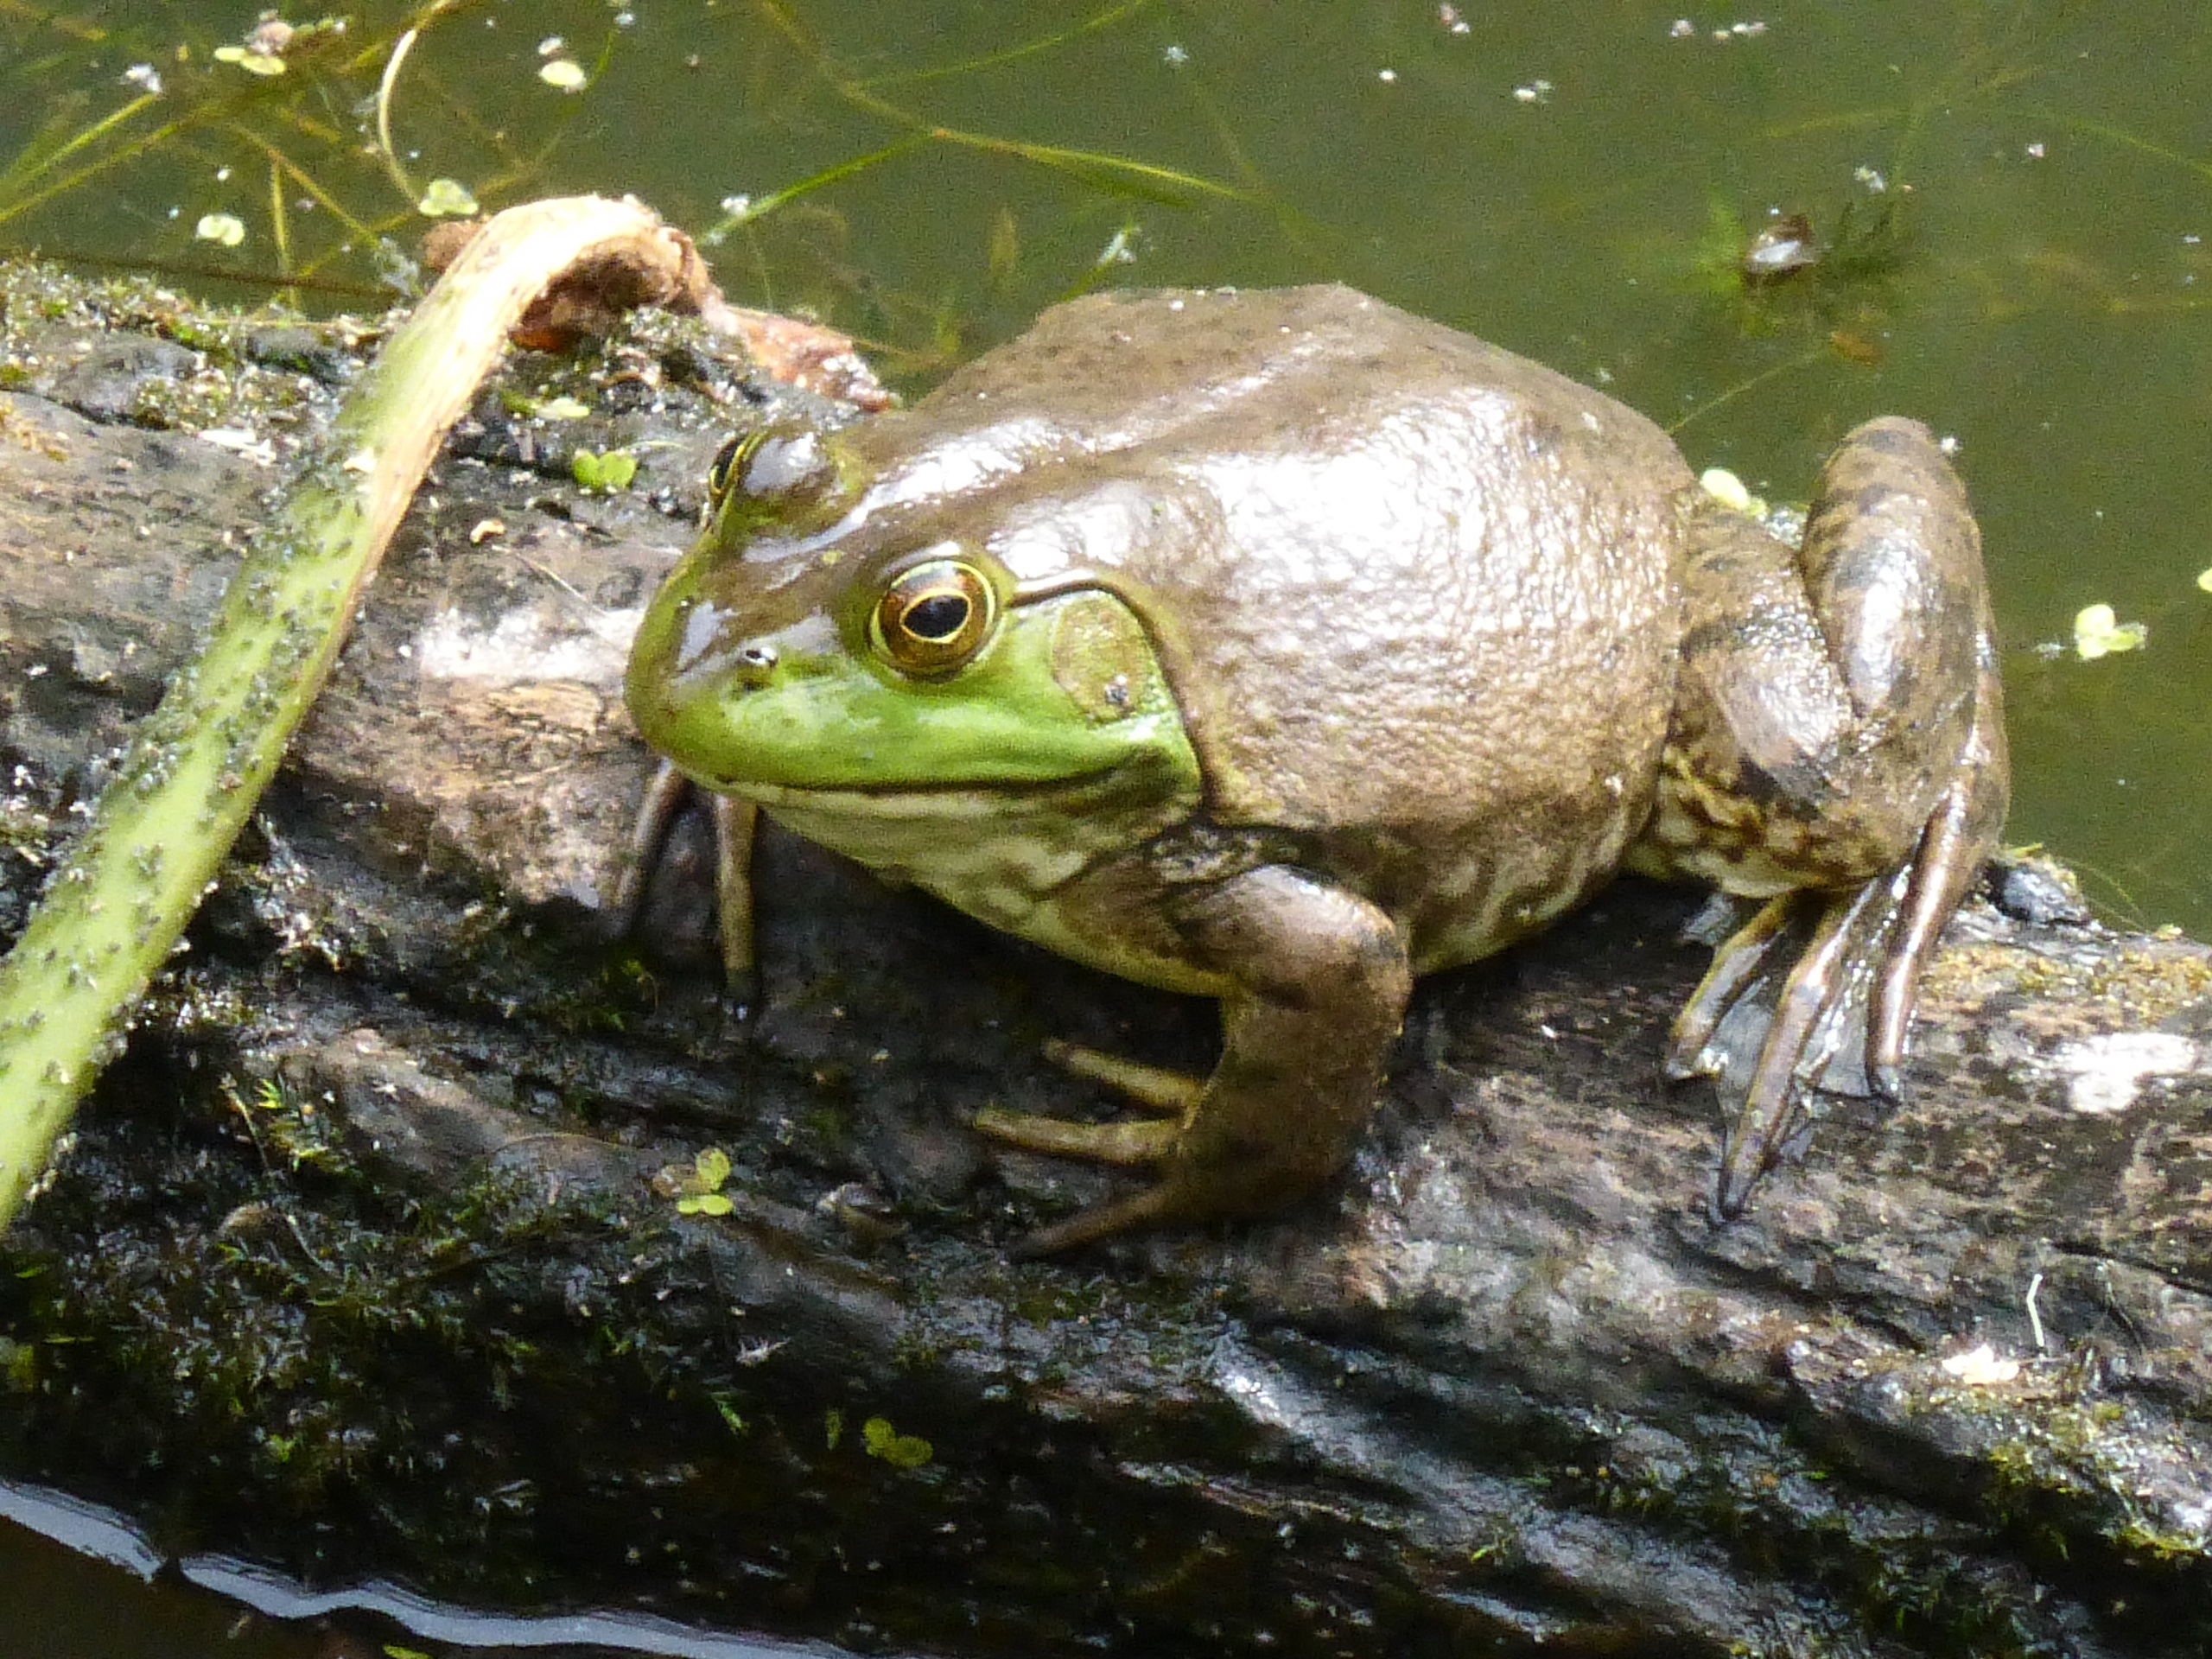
[{"x1": 0, "y1": 194, "x2": 702, "y2": 1228}]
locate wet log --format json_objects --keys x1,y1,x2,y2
[{"x1": 1, "y1": 264, "x2": 2209, "y2": 1659}]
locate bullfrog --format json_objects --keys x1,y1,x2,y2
[{"x1": 624, "y1": 284, "x2": 2008, "y2": 1253}]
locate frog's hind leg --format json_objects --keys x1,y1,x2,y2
[{"x1": 1643, "y1": 416, "x2": 2009, "y2": 1217}]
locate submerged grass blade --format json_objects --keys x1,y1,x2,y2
[
  {"x1": 0, "y1": 0, "x2": 108, "y2": 41},
  {"x1": 701, "y1": 137, "x2": 925, "y2": 239},
  {"x1": 930, "y1": 130, "x2": 1248, "y2": 207},
  {"x1": 1664, "y1": 343, "x2": 1831, "y2": 436},
  {"x1": 268, "y1": 156, "x2": 293, "y2": 299},
  {"x1": 0, "y1": 85, "x2": 267, "y2": 232},
  {"x1": 228, "y1": 125, "x2": 384, "y2": 249},
  {"x1": 2063, "y1": 115, "x2": 2212, "y2": 187},
  {"x1": 0, "y1": 92, "x2": 160, "y2": 200},
  {"x1": 855, "y1": 0, "x2": 1155, "y2": 89},
  {"x1": 752, "y1": 0, "x2": 1250, "y2": 212},
  {"x1": 0, "y1": 195, "x2": 705, "y2": 1229}
]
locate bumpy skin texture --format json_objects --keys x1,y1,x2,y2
[
  {"x1": 914, "y1": 289, "x2": 1687, "y2": 976},
  {"x1": 625, "y1": 285, "x2": 2008, "y2": 1251}
]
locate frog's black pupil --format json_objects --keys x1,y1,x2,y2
[{"x1": 906, "y1": 593, "x2": 970, "y2": 640}]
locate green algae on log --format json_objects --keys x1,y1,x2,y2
[{"x1": 0, "y1": 197, "x2": 721, "y2": 1227}]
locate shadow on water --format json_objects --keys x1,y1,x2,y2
[{"x1": 2, "y1": 1480, "x2": 864, "y2": 1659}]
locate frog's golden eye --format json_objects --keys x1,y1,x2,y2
[{"x1": 871, "y1": 559, "x2": 998, "y2": 676}]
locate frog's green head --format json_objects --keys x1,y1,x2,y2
[{"x1": 625, "y1": 423, "x2": 1198, "y2": 804}]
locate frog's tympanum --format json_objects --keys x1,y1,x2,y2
[{"x1": 626, "y1": 286, "x2": 2007, "y2": 1253}]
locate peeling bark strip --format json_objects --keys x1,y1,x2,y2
[{"x1": 3, "y1": 260, "x2": 2212, "y2": 1656}]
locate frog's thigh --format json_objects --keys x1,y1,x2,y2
[
  {"x1": 1801, "y1": 416, "x2": 1986, "y2": 757},
  {"x1": 1661, "y1": 419, "x2": 1986, "y2": 885},
  {"x1": 1796, "y1": 420, "x2": 2009, "y2": 1076}
]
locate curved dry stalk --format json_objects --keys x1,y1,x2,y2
[
  {"x1": 373, "y1": 22, "x2": 428, "y2": 203},
  {"x1": 0, "y1": 194, "x2": 716, "y2": 1228}
]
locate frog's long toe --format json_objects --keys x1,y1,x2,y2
[
  {"x1": 1710, "y1": 874, "x2": 1899, "y2": 1218},
  {"x1": 971, "y1": 1106, "x2": 1183, "y2": 1166},
  {"x1": 1006, "y1": 1182, "x2": 1205, "y2": 1258},
  {"x1": 1666, "y1": 893, "x2": 1794, "y2": 1082},
  {"x1": 1867, "y1": 721, "x2": 2009, "y2": 1095},
  {"x1": 971, "y1": 1044, "x2": 1200, "y2": 1166},
  {"x1": 1713, "y1": 1101, "x2": 1821, "y2": 1223},
  {"x1": 1039, "y1": 1040, "x2": 1205, "y2": 1116},
  {"x1": 976, "y1": 1095, "x2": 1212, "y2": 1258}
]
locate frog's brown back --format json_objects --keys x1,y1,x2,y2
[
  {"x1": 862, "y1": 288, "x2": 1693, "y2": 963},
  {"x1": 960, "y1": 289, "x2": 1682, "y2": 913}
]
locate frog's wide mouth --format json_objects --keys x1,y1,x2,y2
[{"x1": 685, "y1": 766, "x2": 1133, "y2": 815}]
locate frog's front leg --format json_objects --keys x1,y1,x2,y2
[
  {"x1": 1632, "y1": 416, "x2": 2009, "y2": 1215},
  {"x1": 974, "y1": 864, "x2": 1412, "y2": 1255},
  {"x1": 610, "y1": 760, "x2": 762, "y2": 1014}
]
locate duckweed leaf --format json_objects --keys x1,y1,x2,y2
[
  {"x1": 673, "y1": 1146, "x2": 734, "y2": 1214},
  {"x1": 571, "y1": 448, "x2": 637, "y2": 492},
  {"x1": 213, "y1": 46, "x2": 288, "y2": 77},
  {"x1": 416, "y1": 178, "x2": 480, "y2": 218},
  {"x1": 2073, "y1": 602, "x2": 2146, "y2": 660},
  {"x1": 1697, "y1": 467, "x2": 1756, "y2": 513},
  {"x1": 862, "y1": 1415, "x2": 933, "y2": 1468},
  {"x1": 194, "y1": 213, "x2": 246, "y2": 246}
]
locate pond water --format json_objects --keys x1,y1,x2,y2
[{"x1": 1, "y1": 0, "x2": 2208, "y2": 1651}]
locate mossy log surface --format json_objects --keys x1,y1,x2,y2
[{"x1": 2, "y1": 264, "x2": 2209, "y2": 1659}]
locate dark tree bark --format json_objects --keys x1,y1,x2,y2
[{"x1": 1, "y1": 263, "x2": 2208, "y2": 1659}]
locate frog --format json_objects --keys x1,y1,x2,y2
[{"x1": 623, "y1": 284, "x2": 2008, "y2": 1254}]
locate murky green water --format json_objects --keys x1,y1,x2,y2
[
  {"x1": 3, "y1": 0, "x2": 2209, "y2": 1649},
  {"x1": 0, "y1": 1487, "x2": 312, "y2": 1657}
]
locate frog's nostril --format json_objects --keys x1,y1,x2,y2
[{"x1": 732, "y1": 641, "x2": 779, "y2": 686}]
